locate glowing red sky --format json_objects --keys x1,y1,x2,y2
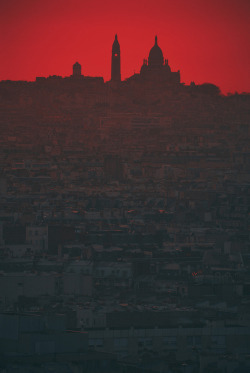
[{"x1": 1, "y1": 0, "x2": 249, "y2": 93}]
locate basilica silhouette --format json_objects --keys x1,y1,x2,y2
[
  {"x1": 70, "y1": 35, "x2": 181, "y2": 86},
  {"x1": 126, "y1": 35, "x2": 181, "y2": 85}
]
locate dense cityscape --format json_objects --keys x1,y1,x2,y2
[{"x1": 0, "y1": 36, "x2": 249, "y2": 372}]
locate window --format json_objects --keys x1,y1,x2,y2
[
  {"x1": 138, "y1": 338, "x2": 153, "y2": 348},
  {"x1": 187, "y1": 336, "x2": 202, "y2": 347},
  {"x1": 89, "y1": 339, "x2": 103, "y2": 348},
  {"x1": 195, "y1": 336, "x2": 201, "y2": 346},
  {"x1": 96, "y1": 339, "x2": 103, "y2": 347},
  {"x1": 211, "y1": 336, "x2": 225, "y2": 346},
  {"x1": 114, "y1": 338, "x2": 128, "y2": 350},
  {"x1": 89, "y1": 339, "x2": 95, "y2": 347},
  {"x1": 164, "y1": 336, "x2": 177, "y2": 346}
]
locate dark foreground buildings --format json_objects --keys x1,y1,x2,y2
[{"x1": 0, "y1": 36, "x2": 249, "y2": 373}]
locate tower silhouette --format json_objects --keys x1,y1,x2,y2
[
  {"x1": 111, "y1": 34, "x2": 121, "y2": 82},
  {"x1": 72, "y1": 62, "x2": 82, "y2": 77}
]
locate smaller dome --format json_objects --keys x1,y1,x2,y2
[{"x1": 148, "y1": 36, "x2": 164, "y2": 67}]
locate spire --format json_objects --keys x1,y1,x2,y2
[
  {"x1": 112, "y1": 34, "x2": 120, "y2": 48},
  {"x1": 155, "y1": 35, "x2": 158, "y2": 45}
]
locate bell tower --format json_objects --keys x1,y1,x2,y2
[{"x1": 111, "y1": 34, "x2": 121, "y2": 82}]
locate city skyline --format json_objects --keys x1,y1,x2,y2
[
  {"x1": 1, "y1": 0, "x2": 250, "y2": 94},
  {"x1": 0, "y1": 4, "x2": 249, "y2": 370}
]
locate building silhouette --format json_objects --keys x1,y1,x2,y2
[
  {"x1": 10, "y1": 34, "x2": 223, "y2": 95},
  {"x1": 111, "y1": 34, "x2": 121, "y2": 82},
  {"x1": 72, "y1": 61, "x2": 82, "y2": 77},
  {"x1": 140, "y1": 35, "x2": 180, "y2": 84}
]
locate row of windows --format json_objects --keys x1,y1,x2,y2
[
  {"x1": 95, "y1": 269, "x2": 129, "y2": 277},
  {"x1": 28, "y1": 230, "x2": 47, "y2": 236},
  {"x1": 88, "y1": 335, "x2": 226, "y2": 350}
]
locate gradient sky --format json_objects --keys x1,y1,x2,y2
[{"x1": 0, "y1": 0, "x2": 249, "y2": 93}]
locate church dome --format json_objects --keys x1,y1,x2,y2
[{"x1": 148, "y1": 36, "x2": 164, "y2": 66}]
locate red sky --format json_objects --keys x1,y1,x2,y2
[{"x1": 0, "y1": 0, "x2": 249, "y2": 93}]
